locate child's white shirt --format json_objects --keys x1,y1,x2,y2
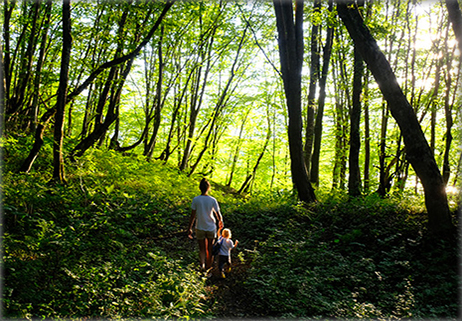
[{"x1": 218, "y1": 237, "x2": 234, "y2": 256}]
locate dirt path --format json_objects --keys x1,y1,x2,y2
[
  {"x1": 205, "y1": 255, "x2": 261, "y2": 318},
  {"x1": 157, "y1": 234, "x2": 260, "y2": 317}
]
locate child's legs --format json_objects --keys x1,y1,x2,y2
[
  {"x1": 226, "y1": 256, "x2": 231, "y2": 272},
  {"x1": 218, "y1": 255, "x2": 229, "y2": 272}
]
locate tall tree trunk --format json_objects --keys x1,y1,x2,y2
[
  {"x1": 7, "y1": 1, "x2": 40, "y2": 128},
  {"x1": 28, "y1": 0, "x2": 52, "y2": 133},
  {"x1": 18, "y1": 106, "x2": 56, "y2": 173},
  {"x1": 310, "y1": 0, "x2": 334, "y2": 186},
  {"x1": 394, "y1": 137, "x2": 408, "y2": 193},
  {"x1": 80, "y1": 82, "x2": 95, "y2": 139},
  {"x1": 442, "y1": 44, "x2": 458, "y2": 185},
  {"x1": 337, "y1": 35, "x2": 349, "y2": 191},
  {"x1": 2, "y1": 1, "x2": 15, "y2": 112},
  {"x1": 430, "y1": 54, "x2": 443, "y2": 155},
  {"x1": 331, "y1": 52, "x2": 347, "y2": 191},
  {"x1": 395, "y1": 1, "x2": 415, "y2": 193},
  {"x1": 445, "y1": 0, "x2": 462, "y2": 54},
  {"x1": 52, "y1": 0, "x2": 72, "y2": 183},
  {"x1": 145, "y1": 27, "x2": 165, "y2": 159},
  {"x1": 363, "y1": 71, "x2": 370, "y2": 193},
  {"x1": 303, "y1": 0, "x2": 321, "y2": 175},
  {"x1": 273, "y1": 0, "x2": 316, "y2": 203},
  {"x1": 179, "y1": 5, "x2": 226, "y2": 171},
  {"x1": 337, "y1": 1, "x2": 454, "y2": 235},
  {"x1": 348, "y1": 46, "x2": 362, "y2": 197},
  {"x1": 377, "y1": 100, "x2": 389, "y2": 196}
]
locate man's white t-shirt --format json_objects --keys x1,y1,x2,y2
[{"x1": 191, "y1": 195, "x2": 220, "y2": 231}]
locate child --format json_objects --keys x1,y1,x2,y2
[{"x1": 216, "y1": 226, "x2": 238, "y2": 278}]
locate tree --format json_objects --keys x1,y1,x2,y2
[
  {"x1": 441, "y1": 31, "x2": 459, "y2": 185},
  {"x1": 188, "y1": 22, "x2": 249, "y2": 177},
  {"x1": 273, "y1": 0, "x2": 316, "y2": 203},
  {"x1": 144, "y1": 26, "x2": 165, "y2": 159},
  {"x1": 4, "y1": 0, "x2": 459, "y2": 202},
  {"x1": 226, "y1": 108, "x2": 250, "y2": 188},
  {"x1": 19, "y1": 1, "x2": 173, "y2": 171},
  {"x1": 238, "y1": 107, "x2": 271, "y2": 195},
  {"x1": 348, "y1": 45, "x2": 362, "y2": 197},
  {"x1": 303, "y1": 0, "x2": 321, "y2": 175},
  {"x1": 445, "y1": 0, "x2": 462, "y2": 53},
  {"x1": 310, "y1": 0, "x2": 334, "y2": 186},
  {"x1": 52, "y1": 0, "x2": 72, "y2": 183},
  {"x1": 337, "y1": 1, "x2": 454, "y2": 235},
  {"x1": 331, "y1": 31, "x2": 349, "y2": 191},
  {"x1": 179, "y1": 3, "x2": 223, "y2": 171}
]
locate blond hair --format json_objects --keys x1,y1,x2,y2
[{"x1": 222, "y1": 228, "x2": 232, "y2": 238}]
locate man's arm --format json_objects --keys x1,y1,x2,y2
[
  {"x1": 216, "y1": 225, "x2": 223, "y2": 237},
  {"x1": 187, "y1": 210, "x2": 196, "y2": 239},
  {"x1": 214, "y1": 209, "x2": 223, "y2": 229}
]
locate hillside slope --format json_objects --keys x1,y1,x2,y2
[{"x1": 3, "y1": 144, "x2": 459, "y2": 319}]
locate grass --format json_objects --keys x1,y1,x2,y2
[{"x1": 2, "y1": 136, "x2": 460, "y2": 319}]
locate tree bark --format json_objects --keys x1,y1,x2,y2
[
  {"x1": 273, "y1": 0, "x2": 316, "y2": 203},
  {"x1": 337, "y1": 1, "x2": 454, "y2": 235},
  {"x1": 303, "y1": 0, "x2": 321, "y2": 175},
  {"x1": 377, "y1": 100, "x2": 390, "y2": 196},
  {"x1": 310, "y1": 0, "x2": 334, "y2": 186},
  {"x1": 331, "y1": 35, "x2": 348, "y2": 191},
  {"x1": 6, "y1": 1, "x2": 40, "y2": 128},
  {"x1": 52, "y1": 0, "x2": 72, "y2": 183},
  {"x1": 145, "y1": 26, "x2": 165, "y2": 159},
  {"x1": 2, "y1": 0, "x2": 15, "y2": 108},
  {"x1": 28, "y1": 0, "x2": 52, "y2": 133},
  {"x1": 348, "y1": 46, "x2": 362, "y2": 197},
  {"x1": 363, "y1": 72, "x2": 370, "y2": 193},
  {"x1": 442, "y1": 42, "x2": 458, "y2": 185},
  {"x1": 445, "y1": 0, "x2": 462, "y2": 54}
]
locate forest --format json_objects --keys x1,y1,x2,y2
[{"x1": 1, "y1": 0, "x2": 461, "y2": 319}]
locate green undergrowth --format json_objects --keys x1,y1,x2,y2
[
  {"x1": 3, "y1": 147, "x2": 216, "y2": 319},
  {"x1": 2, "y1": 137, "x2": 460, "y2": 319},
  {"x1": 239, "y1": 195, "x2": 460, "y2": 319}
]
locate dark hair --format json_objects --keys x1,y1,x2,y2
[{"x1": 199, "y1": 178, "x2": 211, "y2": 194}]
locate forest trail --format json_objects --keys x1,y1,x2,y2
[
  {"x1": 205, "y1": 255, "x2": 258, "y2": 318},
  {"x1": 158, "y1": 231, "x2": 259, "y2": 318}
]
